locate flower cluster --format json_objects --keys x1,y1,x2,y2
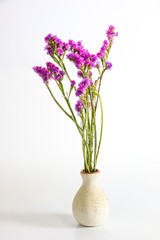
[
  {"x1": 106, "y1": 25, "x2": 118, "y2": 42},
  {"x1": 67, "y1": 40, "x2": 98, "y2": 70},
  {"x1": 75, "y1": 100, "x2": 83, "y2": 113},
  {"x1": 97, "y1": 40, "x2": 108, "y2": 59},
  {"x1": 105, "y1": 61, "x2": 112, "y2": 70},
  {"x1": 33, "y1": 66, "x2": 52, "y2": 83},
  {"x1": 45, "y1": 34, "x2": 70, "y2": 57},
  {"x1": 71, "y1": 80, "x2": 76, "y2": 86},
  {"x1": 75, "y1": 78, "x2": 93, "y2": 97},
  {"x1": 46, "y1": 62, "x2": 65, "y2": 81},
  {"x1": 33, "y1": 26, "x2": 118, "y2": 173}
]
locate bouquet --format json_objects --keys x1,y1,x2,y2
[{"x1": 33, "y1": 26, "x2": 118, "y2": 173}]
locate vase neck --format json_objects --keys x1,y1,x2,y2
[{"x1": 80, "y1": 171, "x2": 100, "y2": 187}]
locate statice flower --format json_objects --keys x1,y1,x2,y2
[
  {"x1": 33, "y1": 66, "x2": 52, "y2": 83},
  {"x1": 95, "y1": 61, "x2": 101, "y2": 69},
  {"x1": 68, "y1": 39, "x2": 76, "y2": 50},
  {"x1": 62, "y1": 42, "x2": 70, "y2": 51},
  {"x1": 77, "y1": 70, "x2": 84, "y2": 78},
  {"x1": 45, "y1": 34, "x2": 70, "y2": 58},
  {"x1": 57, "y1": 48, "x2": 64, "y2": 56},
  {"x1": 105, "y1": 61, "x2": 112, "y2": 70},
  {"x1": 90, "y1": 54, "x2": 98, "y2": 62},
  {"x1": 75, "y1": 100, "x2": 83, "y2": 113},
  {"x1": 54, "y1": 74, "x2": 63, "y2": 81},
  {"x1": 85, "y1": 60, "x2": 95, "y2": 68},
  {"x1": 44, "y1": 44, "x2": 53, "y2": 55},
  {"x1": 75, "y1": 87, "x2": 85, "y2": 97},
  {"x1": 106, "y1": 25, "x2": 118, "y2": 42},
  {"x1": 78, "y1": 77, "x2": 93, "y2": 89},
  {"x1": 71, "y1": 80, "x2": 76, "y2": 86},
  {"x1": 67, "y1": 52, "x2": 84, "y2": 69},
  {"x1": 97, "y1": 40, "x2": 108, "y2": 59},
  {"x1": 46, "y1": 62, "x2": 65, "y2": 81},
  {"x1": 44, "y1": 33, "x2": 54, "y2": 43},
  {"x1": 46, "y1": 62, "x2": 59, "y2": 74},
  {"x1": 59, "y1": 70, "x2": 65, "y2": 77},
  {"x1": 75, "y1": 78, "x2": 93, "y2": 97}
]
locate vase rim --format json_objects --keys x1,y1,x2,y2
[{"x1": 80, "y1": 169, "x2": 100, "y2": 175}]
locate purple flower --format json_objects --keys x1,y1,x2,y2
[
  {"x1": 68, "y1": 39, "x2": 76, "y2": 49},
  {"x1": 62, "y1": 42, "x2": 70, "y2": 51},
  {"x1": 44, "y1": 45, "x2": 53, "y2": 55},
  {"x1": 46, "y1": 62, "x2": 65, "y2": 81},
  {"x1": 85, "y1": 60, "x2": 95, "y2": 68},
  {"x1": 75, "y1": 100, "x2": 83, "y2": 112},
  {"x1": 77, "y1": 70, "x2": 84, "y2": 78},
  {"x1": 33, "y1": 66, "x2": 52, "y2": 83},
  {"x1": 103, "y1": 40, "x2": 108, "y2": 47},
  {"x1": 44, "y1": 33, "x2": 54, "y2": 43},
  {"x1": 54, "y1": 74, "x2": 63, "y2": 81},
  {"x1": 67, "y1": 52, "x2": 84, "y2": 69},
  {"x1": 75, "y1": 87, "x2": 85, "y2": 97},
  {"x1": 59, "y1": 70, "x2": 65, "y2": 76},
  {"x1": 57, "y1": 48, "x2": 64, "y2": 56},
  {"x1": 95, "y1": 61, "x2": 101, "y2": 69},
  {"x1": 90, "y1": 54, "x2": 98, "y2": 62},
  {"x1": 106, "y1": 25, "x2": 118, "y2": 42},
  {"x1": 89, "y1": 72, "x2": 92, "y2": 76},
  {"x1": 78, "y1": 77, "x2": 93, "y2": 89},
  {"x1": 46, "y1": 62, "x2": 59, "y2": 74},
  {"x1": 96, "y1": 40, "x2": 109, "y2": 60},
  {"x1": 71, "y1": 80, "x2": 76, "y2": 87},
  {"x1": 105, "y1": 61, "x2": 112, "y2": 70}
]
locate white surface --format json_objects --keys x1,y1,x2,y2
[{"x1": 0, "y1": 0, "x2": 160, "y2": 239}]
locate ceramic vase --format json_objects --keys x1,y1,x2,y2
[{"x1": 72, "y1": 169, "x2": 109, "y2": 227}]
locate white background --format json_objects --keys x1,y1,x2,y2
[{"x1": 0, "y1": 0, "x2": 160, "y2": 239}]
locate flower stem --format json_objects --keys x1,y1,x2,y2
[
  {"x1": 45, "y1": 82, "x2": 73, "y2": 121},
  {"x1": 94, "y1": 92, "x2": 103, "y2": 171}
]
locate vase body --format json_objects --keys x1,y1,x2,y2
[{"x1": 72, "y1": 170, "x2": 109, "y2": 227}]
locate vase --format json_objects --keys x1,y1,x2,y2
[{"x1": 72, "y1": 169, "x2": 109, "y2": 227}]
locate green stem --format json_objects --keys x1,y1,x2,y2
[
  {"x1": 82, "y1": 116, "x2": 90, "y2": 173},
  {"x1": 45, "y1": 82, "x2": 73, "y2": 121},
  {"x1": 95, "y1": 68, "x2": 105, "y2": 111},
  {"x1": 94, "y1": 92, "x2": 103, "y2": 171},
  {"x1": 88, "y1": 87, "x2": 94, "y2": 170},
  {"x1": 55, "y1": 81, "x2": 83, "y2": 136}
]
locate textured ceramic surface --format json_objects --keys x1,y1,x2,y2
[{"x1": 72, "y1": 170, "x2": 109, "y2": 226}]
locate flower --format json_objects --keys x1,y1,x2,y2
[
  {"x1": 90, "y1": 54, "x2": 98, "y2": 62},
  {"x1": 78, "y1": 77, "x2": 93, "y2": 89},
  {"x1": 54, "y1": 74, "x2": 63, "y2": 81},
  {"x1": 75, "y1": 78, "x2": 93, "y2": 97},
  {"x1": 57, "y1": 48, "x2": 64, "y2": 56},
  {"x1": 75, "y1": 87, "x2": 85, "y2": 97},
  {"x1": 44, "y1": 33, "x2": 54, "y2": 43},
  {"x1": 71, "y1": 80, "x2": 76, "y2": 87},
  {"x1": 97, "y1": 40, "x2": 108, "y2": 60},
  {"x1": 75, "y1": 100, "x2": 83, "y2": 112},
  {"x1": 67, "y1": 52, "x2": 84, "y2": 69},
  {"x1": 46, "y1": 62, "x2": 59, "y2": 74},
  {"x1": 46, "y1": 62, "x2": 65, "y2": 81},
  {"x1": 95, "y1": 61, "x2": 101, "y2": 69},
  {"x1": 59, "y1": 70, "x2": 65, "y2": 76},
  {"x1": 44, "y1": 44, "x2": 53, "y2": 55},
  {"x1": 105, "y1": 61, "x2": 112, "y2": 70},
  {"x1": 77, "y1": 70, "x2": 84, "y2": 78},
  {"x1": 106, "y1": 25, "x2": 118, "y2": 42},
  {"x1": 33, "y1": 66, "x2": 52, "y2": 83},
  {"x1": 62, "y1": 42, "x2": 70, "y2": 51}
]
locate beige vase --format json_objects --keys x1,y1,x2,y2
[{"x1": 72, "y1": 169, "x2": 109, "y2": 227}]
